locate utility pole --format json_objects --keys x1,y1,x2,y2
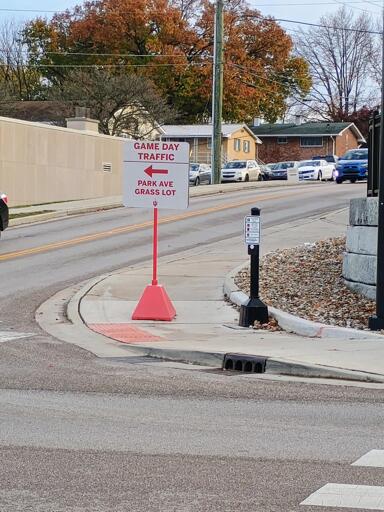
[
  {"x1": 211, "y1": 0, "x2": 224, "y2": 184},
  {"x1": 369, "y1": 3, "x2": 384, "y2": 330}
]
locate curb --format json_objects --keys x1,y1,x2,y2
[
  {"x1": 62, "y1": 272, "x2": 384, "y2": 382},
  {"x1": 65, "y1": 273, "x2": 226, "y2": 366},
  {"x1": 224, "y1": 262, "x2": 384, "y2": 341},
  {"x1": 264, "y1": 358, "x2": 384, "y2": 383},
  {"x1": 9, "y1": 181, "x2": 316, "y2": 227},
  {"x1": 10, "y1": 203, "x2": 122, "y2": 227},
  {"x1": 10, "y1": 211, "x2": 66, "y2": 227}
]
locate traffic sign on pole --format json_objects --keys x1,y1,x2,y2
[
  {"x1": 123, "y1": 139, "x2": 190, "y2": 322},
  {"x1": 244, "y1": 215, "x2": 260, "y2": 245},
  {"x1": 123, "y1": 140, "x2": 190, "y2": 210}
]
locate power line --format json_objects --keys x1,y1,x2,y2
[
  {"x1": 0, "y1": 1, "x2": 375, "y2": 10},
  {"x1": 362, "y1": 0, "x2": 383, "y2": 7},
  {"x1": 276, "y1": 18, "x2": 381, "y2": 34},
  {"x1": 0, "y1": 49, "x2": 209, "y2": 59},
  {"x1": 0, "y1": 8, "x2": 59, "y2": 14},
  {"x1": 228, "y1": 62, "x2": 323, "y2": 115},
  {"x1": 251, "y1": 0, "x2": 381, "y2": 15},
  {"x1": 0, "y1": 62, "x2": 207, "y2": 69},
  {"x1": 229, "y1": 61, "x2": 306, "y2": 89},
  {"x1": 228, "y1": 61, "x2": 377, "y2": 119},
  {"x1": 252, "y1": 0, "x2": 378, "y2": 5},
  {"x1": 331, "y1": 0, "x2": 380, "y2": 14},
  {"x1": 43, "y1": 51, "x2": 207, "y2": 59},
  {"x1": 0, "y1": 4, "x2": 380, "y2": 34},
  {"x1": 242, "y1": 13, "x2": 382, "y2": 34}
]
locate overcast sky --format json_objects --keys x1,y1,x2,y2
[{"x1": 0, "y1": 1, "x2": 381, "y2": 28}]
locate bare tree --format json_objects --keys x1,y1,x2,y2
[
  {"x1": 295, "y1": 6, "x2": 377, "y2": 121},
  {"x1": 369, "y1": 17, "x2": 383, "y2": 92},
  {"x1": 47, "y1": 69, "x2": 176, "y2": 137},
  {"x1": 170, "y1": 0, "x2": 201, "y2": 21},
  {"x1": 0, "y1": 100, "x2": 73, "y2": 124},
  {"x1": 0, "y1": 20, "x2": 41, "y2": 100}
]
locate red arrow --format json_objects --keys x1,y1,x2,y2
[{"x1": 144, "y1": 165, "x2": 169, "y2": 178}]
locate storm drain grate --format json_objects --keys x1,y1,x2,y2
[{"x1": 223, "y1": 354, "x2": 267, "y2": 373}]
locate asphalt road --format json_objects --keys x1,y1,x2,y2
[
  {"x1": 1, "y1": 375, "x2": 384, "y2": 512},
  {"x1": 1, "y1": 181, "x2": 382, "y2": 512}
]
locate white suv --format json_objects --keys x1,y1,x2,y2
[{"x1": 221, "y1": 160, "x2": 262, "y2": 183}]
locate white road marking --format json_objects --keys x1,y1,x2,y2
[
  {"x1": 0, "y1": 331, "x2": 35, "y2": 343},
  {"x1": 301, "y1": 483, "x2": 384, "y2": 509},
  {"x1": 352, "y1": 450, "x2": 384, "y2": 468}
]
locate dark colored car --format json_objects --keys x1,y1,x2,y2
[
  {"x1": 334, "y1": 149, "x2": 368, "y2": 184},
  {"x1": 0, "y1": 192, "x2": 9, "y2": 236},
  {"x1": 265, "y1": 161, "x2": 298, "y2": 180},
  {"x1": 260, "y1": 164, "x2": 273, "y2": 180},
  {"x1": 312, "y1": 154, "x2": 338, "y2": 164}
]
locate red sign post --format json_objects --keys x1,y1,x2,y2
[{"x1": 123, "y1": 140, "x2": 190, "y2": 321}]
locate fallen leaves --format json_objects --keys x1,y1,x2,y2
[{"x1": 235, "y1": 237, "x2": 378, "y2": 332}]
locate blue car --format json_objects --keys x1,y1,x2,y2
[{"x1": 334, "y1": 148, "x2": 368, "y2": 184}]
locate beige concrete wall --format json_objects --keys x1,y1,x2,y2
[{"x1": 0, "y1": 116, "x2": 124, "y2": 206}]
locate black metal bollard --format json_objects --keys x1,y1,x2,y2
[{"x1": 239, "y1": 207, "x2": 269, "y2": 327}]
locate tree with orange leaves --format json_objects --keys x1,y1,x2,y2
[{"x1": 21, "y1": 0, "x2": 310, "y2": 123}]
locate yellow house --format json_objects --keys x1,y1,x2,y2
[{"x1": 159, "y1": 124, "x2": 261, "y2": 164}]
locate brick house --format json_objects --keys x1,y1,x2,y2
[
  {"x1": 250, "y1": 121, "x2": 365, "y2": 164},
  {"x1": 159, "y1": 124, "x2": 261, "y2": 164}
]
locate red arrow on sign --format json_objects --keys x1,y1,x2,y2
[{"x1": 144, "y1": 165, "x2": 169, "y2": 178}]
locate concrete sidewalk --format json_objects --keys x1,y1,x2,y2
[{"x1": 62, "y1": 207, "x2": 384, "y2": 383}]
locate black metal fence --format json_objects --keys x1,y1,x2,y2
[{"x1": 368, "y1": 112, "x2": 380, "y2": 197}]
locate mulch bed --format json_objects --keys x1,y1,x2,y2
[{"x1": 235, "y1": 237, "x2": 377, "y2": 332}]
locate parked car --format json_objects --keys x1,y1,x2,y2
[
  {"x1": 298, "y1": 159, "x2": 335, "y2": 181},
  {"x1": 266, "y1": 161, "x2": 299, "y2": 180},
  {"x1": 0, "y1": 192, "x2": 8, "y2": 236},
  {"x1": 189, "y1": 163, "x2": 212, "y2": 186},
  {"x1": 334, "y1": 148, "x2": 368, "y2": 184},
  {"x1": 220, "y1": 160, "x2": 262, "y2": 182},
  {"x1": 260, "y1": 163, "x2": 275, "y2": 180},
  {"x1": 312, "y1": 154, "x2": 338, "y2": 164}
]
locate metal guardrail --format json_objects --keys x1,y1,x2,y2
[{"x1": 368, "y1": 112, "x2": 379, "y2": 197}]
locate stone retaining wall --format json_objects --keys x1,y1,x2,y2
[{"x1": 343, "y1": 197, "x2": 377, "y2": 300}]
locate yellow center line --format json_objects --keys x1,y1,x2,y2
[{"x1": 0, "y1": 189, "x2": 304, "y2": 262}]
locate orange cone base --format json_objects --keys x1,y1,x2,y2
[{"x1": 132, "y1": 284, "x2": 176, "y2": 321}]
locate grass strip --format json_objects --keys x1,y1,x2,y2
[{"x1": 10, "y1": 210, "x2": 55, "y2": 219}]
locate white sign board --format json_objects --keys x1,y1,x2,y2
[
  {"x1": 244, "y1": 215, "x2": 260, "y2": 245},
  {"x1": 123, "y1": 140, "x2": 190, "y2": 210},
  {"x1": 287, "y1": 167, "x2": 299, "y2": 183}
]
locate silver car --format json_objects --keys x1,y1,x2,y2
[
  {"x1": 220, "y1": 160, "x2": 262, "y2": 182},
  {"x1": 189, "y1": 163, "x2": 212, "y2": 186}
]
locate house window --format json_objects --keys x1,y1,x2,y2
[
  {"x1": 207, "y1": 137, "x2": 212, "y2": 149},
  {"x1": 234, "y1": 138, "x2": 241, "y2": 151},
  {"x1": 243, "y1": 140, "x2": 250, "y2": 153},
  {"x1": 277, "y1": 137, "x2": 287, "y2": 144},
  {"x1": 300, "y1": 136, "x2": 323, "y2": 147}
]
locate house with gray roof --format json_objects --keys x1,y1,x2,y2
[
  {"x1": 160, "y1": 124, "x2": 262, "y2": 164},
  {"x1": 250, "y1": 121, "x2": 365, "y2": 163}
]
